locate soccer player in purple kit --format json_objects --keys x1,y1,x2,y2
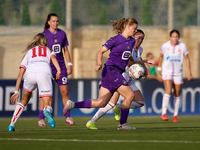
[
  {"x1": 63, "y1": 17, "x2": 139, "y2": 130},
  {"x1": 86, "y1": 29, "x2": 154, "y2": 130},
  {"x1": 38, "y1": 13, "x2": 75, "y2": 126}
]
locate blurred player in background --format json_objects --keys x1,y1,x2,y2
[
  {"x1": 146, "y1": 52, "x2": 162, "y2": 82},
  {"x1": 8, "y1": 33, "x2": 61, "y2": 131},
  {"x1": 158, "y1": 29, "x2": 192, "y2": 122},
  {"x1": 86, "y1": 29, "x2": 154, "y2": 130},
  {"x1": 63, "y1": 18, "x2": 145, "y2": 130},
  {"x1": 38, "y1": 13, "x2": 75, "y2": 126}
]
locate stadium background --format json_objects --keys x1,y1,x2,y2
[{"x1": 0, "y1": 0, "x2": 200, "y2": 117}]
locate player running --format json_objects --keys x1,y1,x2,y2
[
  {"x1": 86, "y1": 29, "x2": 153, "y2": 129},
  {"x1": 63, "y1": 17, "x2": 138, "y2": 130},
  {"x1": 158, "y1": 29, "x2": 192, "y2": 122},
  {"x1": 7, "y1": 33, "x2": 61, "y2": 131}
]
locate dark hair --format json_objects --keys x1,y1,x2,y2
[
  {"x1": 112, "y1": 17, "x2": 138, "y2": 34},
  {"x1": 170, "y1": 29, "x2": 180, "y2": 37},
  {"x1": 134, "y1": 29, "x2": 145, "y2": 37},
  {"x1": 44, "y1": 13, "x2": 58, "y2": 31}
]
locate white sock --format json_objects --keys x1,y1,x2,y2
[
  {"x1": 89, "y1": 102, "x2": 115, "y2": 123},
  {"x1": 43, "y1": 105, "x2": 53, "y2": 114},
  {"x1": 130, "y1": 101, "x2": 145, "y2": 109},
  {"x1": 116, "y1": 101, "x2": 145, "y2": 109},
  {"x1": 162, "y1": 93, "x2": 170, "y2": 115},
  {"x1": 174, "y1": 96, "x2": 180, "y2": 116},
  {"x1": 10, "y1": 103, "x2": 24, "y2": 126}
]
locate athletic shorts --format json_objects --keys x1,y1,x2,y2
[
  {"x1": 122, "y1": 72, "x2": 139, "y2": 92},
  {"x1": 101, "y1": 65, "x2": 129, "y2": 94},
  {"x1": 23, "y1": 72, "x2": 53, "y2": 97},
  {"x1": 129, "y1": 82, "x2": 139, "y2": 92},
  {"x1": 162, "y1": 73, "x2": 183, "y2": 85},
  {"x1": 52, "y1": 65, "x2": 68, "y2": 86}
]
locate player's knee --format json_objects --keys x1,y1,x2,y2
[
  {"x1": 60, "y1": 90, "x2": 69, "y2": 97},
  {"x1": 127, "y1": 93, "x2": 135, "y2": 101},
  {"x1": 95, "y1": 99, "x2": 107, "y2": 107}
]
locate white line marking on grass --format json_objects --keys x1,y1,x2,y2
[{"x1": 0, "y1": 138, "x2": 200, "y2": 143}]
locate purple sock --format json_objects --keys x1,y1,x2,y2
[
  {"x1": 39, "y1": 110, "x2": 45, "y2": 120},
  {"x1": 74, "y1": 99, "x2": 91, "y2": 108},
  {"x1": 65, "y1": 111, "x2": 70, "y2": 117},
  {"x1": 120, "y1": 108, "x2": 129, "y2": 125}
]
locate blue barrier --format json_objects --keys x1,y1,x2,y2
[
  {"x1": 57, "y1": 79, "x2": 200, "y2": 117},
  {"x1": 0, "y1": 80, "x2": 55, "y2": 117},
  {"x1": 0, "y1": 79, "x2": 199, "y2": 117}
]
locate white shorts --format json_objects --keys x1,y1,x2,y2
[
  {"x1": 123, "y1": 72, "x2": 140, "y2": 92},
  {"x1": 129, "y1": 82, "x2": 140, "y2": 92},
  {"x1": 162, "y1": 73, "x2": 183, "y2": 85},
  {"x1": 23, "y1": 72, "x2": 53, "y2": 97}
]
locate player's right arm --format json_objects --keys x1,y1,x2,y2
[
  {"x1": 94, "y1": 46, "x2": 108, "y2": 72},
  {"x1": 10, "y1": 68, "x2": 26, "y2": 104},
  {"x1": 51, "y1": 54, "x2": 61, "y2": 80}
]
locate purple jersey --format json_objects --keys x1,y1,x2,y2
[
  {"x1": 43, "y1": 28, "x2": 68, "y2": 67},
  {"x1": 43, "y1": 28, "x2": 69, "y2": 85},
  {"x1": 104, "y1": 34, "x2": 135, "y2": 71}
]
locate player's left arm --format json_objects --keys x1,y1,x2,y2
[
  {"x1": 63, "y1": 46, "x2": 72, "y2": 75},
  {"x1": 130, "y1": 58, "x2": 155, "y2": 66},
  {"x1": 94, "y1": 46, "x2": 108, "y2": 72},
  {"x1": 184, "y1": 54, "x2": 192, "y2": 81}
]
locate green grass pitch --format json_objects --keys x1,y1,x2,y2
[{"x1": 0, "y1": 116, "x2": 200, "y2": 150}]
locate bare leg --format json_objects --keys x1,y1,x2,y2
[
  {"x1": 117, "y1": 85, "x2": 134, "y2": 125},
  {"x1": 59, "y1": 84, "x2": 75, "y2": 125},
  {"x1": 89, "y1": 92, "x2": 120, "y2": 123}
]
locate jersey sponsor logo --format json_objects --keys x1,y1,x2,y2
[
  {"x1": 122, "y1": 51, "x2": 131, "y2": 60},
  {"x1": 166, "y1": 56, "x2": 181, "y2": 62},
  {"x1": 52, "y1": 44, "x2": 61, "y2": 54},
  {"x1": 41, "y1": 90, "x2": 51, "y2": 93}
]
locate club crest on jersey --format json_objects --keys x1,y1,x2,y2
[
  {"x1": 54, "y1": 39, "x2": 58, "y2": 43},
  {"x1": 127, "y1": 45, "x2": 130, "y2": 50}
]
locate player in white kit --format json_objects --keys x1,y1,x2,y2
[
  {"x1": 158, "y1": 29, "x2": 192, "y2": 122},
  {"x1": 7, "y1": 33, "x2": 61, "y2": 131},
  {"x1": 86, "y1": 29, "x2": 153, "y2": 129}
]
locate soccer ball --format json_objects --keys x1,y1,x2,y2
[{"x1": 129, "y1": 64, "x2": 144, "y2": 79}]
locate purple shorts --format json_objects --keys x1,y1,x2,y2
[
  {"x1": 52, "y1": 65, "x2": 68, "y2": 86},
  {"x1": 101, "y1": 65, "x2": 129, "y2": 94}
]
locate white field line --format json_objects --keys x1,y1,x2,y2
[
  {"x1": 1, "y1": 127, "x2": 200, "y2": 132},
  {"x1": 0, "y1": 138, "x2": 200, "y2": 143}
]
